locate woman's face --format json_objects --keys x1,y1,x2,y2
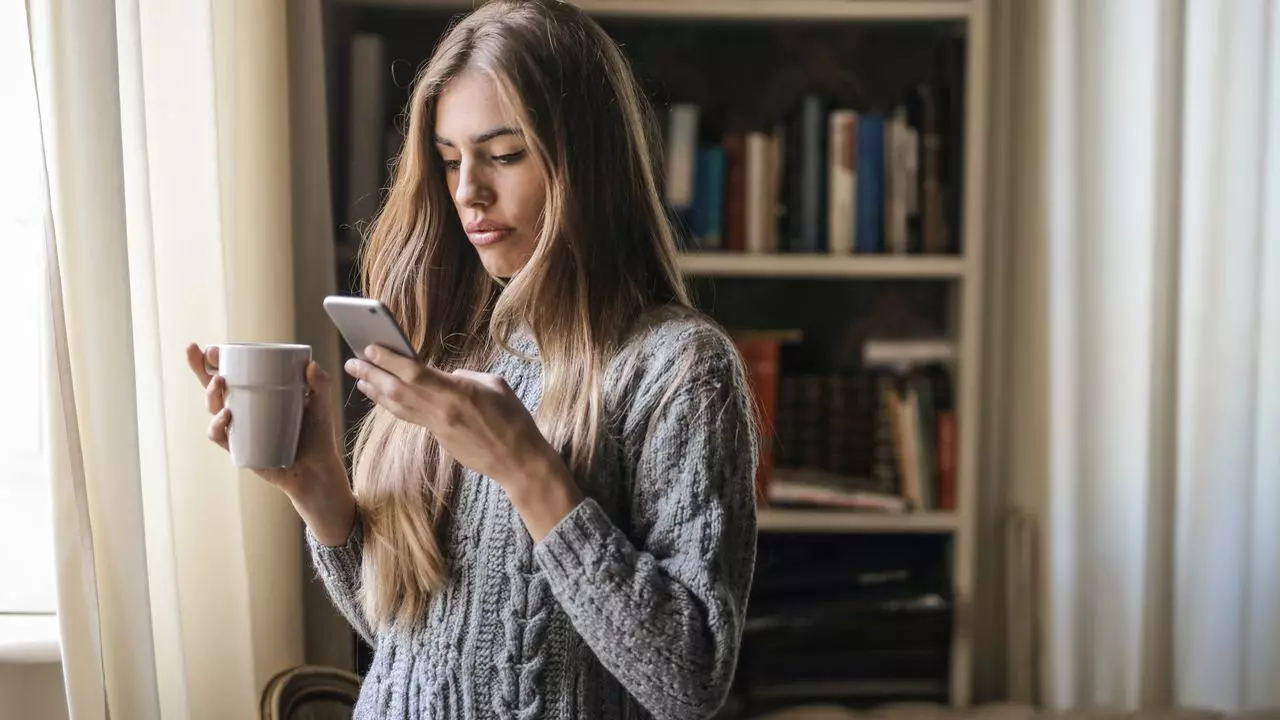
[{"x1": 434, "y1": 70, "x2": 546, "y2": 279}]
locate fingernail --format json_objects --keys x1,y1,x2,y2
[{"x1": 363, "y1": 346, "x2": 376, "y2": 359}]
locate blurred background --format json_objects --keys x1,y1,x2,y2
[{"x1": 1, "y1": 0, "x2": 1275, "y2": 718}]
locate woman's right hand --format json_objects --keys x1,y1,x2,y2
[{"x1": 185, "y1": 344, "x2": 357, "y2": 545}]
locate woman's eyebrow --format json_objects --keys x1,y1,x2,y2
[{"x1": 434, "y1": 126, "x2": 522, "y2": 147}]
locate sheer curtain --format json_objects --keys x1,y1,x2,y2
[
  {"x1": 984, "y1": 0, "x2": 1279, "y2": 711},
  {"x1": 27, "y1": 0, "x2": 307, "y2": 717}
]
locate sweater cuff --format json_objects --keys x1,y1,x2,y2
[
  {"x1": 533, "y1": 497, "x2": 614, "y2": 587},
  {"x1": 305, "y1": 511, "x2": 364, "y2": 581}
]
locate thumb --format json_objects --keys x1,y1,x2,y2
[
  {"x1": 304, "y1": 362, "x2": 339, "y2": 431},
  {"x1": 306, "y1": 361, "x2": 333, "y2": 403}
]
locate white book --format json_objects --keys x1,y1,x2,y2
[
  {"x1": 886, "y1": 109, "x2": 911, "y2": 254},
  {"x1": 664, "y1": 104, "x2": 699, "y2": 210},
  {"x1": 863, "y1": 338, "x2": 955, "y2": 368},
  {"x1": 744, "y1": 132, "x2": 771, "y2": 254},
  {"x1": 346, "y1": 34, "x2": 387, "y2": 238},
  {"x1": 827, "y1": 110, "x2": 858, "y2": 254},
  {"x1": 898, "y1": 387, "x2": 923, "y2": 508}
]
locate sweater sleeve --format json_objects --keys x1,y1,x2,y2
[
  {"x1": 532, "y1": 342, "x2": 759, "y2": 719},
  {"x1": 306, "y1": 511, "x2": 376, "y2": 646}
]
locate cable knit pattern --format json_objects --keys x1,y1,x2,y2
[{"x1": 306, "y1": 313, "x2": 758, "y2": 719}]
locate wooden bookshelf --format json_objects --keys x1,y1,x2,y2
[
  {"x1": 680, "y1": 252, "x2": 967, "y2": 279},
  {"x1": 293, "y1": 0, "x2": 992, "y2": 709},
  {"x1": 758, "y1": 508, "x2": 957, "y2": 534}
]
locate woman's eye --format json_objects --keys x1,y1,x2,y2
[
  {"x1": 442, "y1": 159, "x2": 462, "y2": 172},
  {"x1": 493, "y1": 150, "x2": 526, "y2": 165}
]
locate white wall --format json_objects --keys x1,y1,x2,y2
[{"x1": 0, "y1": 663, "x2": 69, "y2": 720}]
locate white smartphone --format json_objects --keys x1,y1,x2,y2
[{"x1": 323, "y1": 295, "x2": 419, "y2": 363}]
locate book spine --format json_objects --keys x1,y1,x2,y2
[
  {"x1": 827, "y1": 110, "x2": 857, "y2": 255},
  {"x1": 871, "y1": 372, "x2": 900, "y2": 495},
  {"x1": 744, "y1": 132, "x2": 772, "y2": 254},
  {"x1": 723, "y1": 133, "x2": 747, "y2": 252},
  {"x1": 885, "y1": 109, "x2": 910, "y2": 255},
  {"x1": 665, "y1": 104, "x2": 699, "y2": 210},
  {"x1": 798, "y1": 94, "x2": 828, "y2": 253},
  {"x1": 735, "y1": 338, "x2": 782, "y2": 503},
  {"x1": 855, "y1": 114, "x2": 885, "y2": 254},
  {"x1": 937, "y1": 411, "x2": 956, "y2": 510},
  {"x1": 691, "y1": 146, "x2": 725, "y2": 250}
]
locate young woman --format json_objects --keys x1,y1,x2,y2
[{"x1": 187, "y1": 1, "x2": 758, "y2": 717}]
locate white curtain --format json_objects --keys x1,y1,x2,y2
[
  {"x1": 27, "y1": 0, "x2": 307, "y2": 717},
  {"x1": 987, "y1": 0, "x2": 1280, "y2": 711}
]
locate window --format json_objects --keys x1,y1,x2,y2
[{"x1": 0, "y1": 2, "x2": 57, "y2": 614}]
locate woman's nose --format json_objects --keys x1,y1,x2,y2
[{"x1": 454, "y1": 161, "x2": 493, "y2": 208}]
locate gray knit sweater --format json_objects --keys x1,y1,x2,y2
[{"x1": 307, "y1": 315, "x2": 759, "y2": 719}]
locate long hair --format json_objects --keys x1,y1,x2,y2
[{"x1": 351, "y1": 0, "x2": 691, "y2": 630}]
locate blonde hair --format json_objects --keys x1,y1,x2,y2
[{"x1": 352, "y1": 0, "x2": 691, "y2": 630}]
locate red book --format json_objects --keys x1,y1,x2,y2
[
  {"x1": 722, "y1": 133, "x2": 747, "y2": 252},
  {"x1": 732, "y1": 330, "x2": 802, "y2": 504},
  {"x1": 936, "y1": 411, "x2": 956, "y2": 510}
]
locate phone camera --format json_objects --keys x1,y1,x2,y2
[{"x1": 368, "y1": 308, "x2": 377, "y2": 314}]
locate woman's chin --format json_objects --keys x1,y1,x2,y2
[{"x1": 477, "y1": 246, "x2": 532, "y2": 279}]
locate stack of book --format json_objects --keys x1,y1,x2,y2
[
  {"x1": 758, "y1": 338, "x2": 956, "y2": 514},
  {"x1": 861, "y1": 339, "x2": 957, "y2": 512},
  {"x1": 662, "y1": 85, "x2": 962, "y2": 257}
]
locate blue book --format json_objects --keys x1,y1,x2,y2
[
  {"x1": 855, "y1": 113, "x2": 885, "y2": 254},
  {"x1": 691, "y1": 146, "x2": 726, "y2": 250}
]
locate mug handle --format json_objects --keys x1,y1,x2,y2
[{"x1": 204, "y1": 345, "x2": 219, "y2": 377}]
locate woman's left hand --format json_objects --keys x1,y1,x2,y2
[{"x1": 344, "y1": 345, "x2": 566, "y2": 494}]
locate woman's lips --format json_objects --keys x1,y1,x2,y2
[
  {"x1": 464, "y1": 221, "x2": 513, "y2": 247},
  {"x1": 466, "y1": 229, "x2": 511, "y2": 246}
]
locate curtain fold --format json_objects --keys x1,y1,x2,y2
[
  {"x1": 27, "y1": 0, "x2": 305, "y2": 717},
  {"x1": 991, "y1": 0, "x2": 1280, "y2": 710}
]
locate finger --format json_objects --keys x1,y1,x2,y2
[
  {"x1": 364, "y1": 345, "x2": 451, "y2": 387},
  {"x1": 207, "y1": 407, "x2": 231, "y2": 450},
  {"x1": 345, "y1": 357, "x2": 401, "y2": 407},
  {"x1": 186, "y1": 343, "x2": 214, "y2": 386},
  {"x1": 205, "y1": 375, "x2": 225, "y2": 415},
  {"x1": 345, "y1": 353, "x2": 404, "y2": 397},
  {"x1": 353, "y1": 378, "x2": 381, "y2": 405}
]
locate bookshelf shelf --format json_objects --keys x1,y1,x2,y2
[
  {"x1": 335, "y1": 0, "x2": 973, "y2": 21},
  {"x1": 758, "y1": 509, "x2": 957, "y2": 534},
  {"x1": 679, "y1": 253, "x2": 966, "y2": 279}
]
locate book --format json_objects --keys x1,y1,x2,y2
[
  {"x1": 722, "y1": 133, "x2": 747, "y2": 252},
  {"x1": 855, "y1": 113, "x2": 886, "y2": 254},
  {"x1": 744, "y1": 132, "x2": 774, "y2": 254},
  {"x1": 827, "y1": 110, "x2": 858, "y2": 255},
  {"x1": 691, "y1": 146, "x2": 726, "y2": 249},
  {"x1": 767, "y1": 467, "x2": 908, "y2": 513},
  {"x1": 798, "y1": 93, "x2": 829, "y2": 253},
  {"x1": 664, "y1": 103, "x2": 699, "y2": 210},
  {"x1": 732, "y1": 329, "x2": 803, "y2": 503}
]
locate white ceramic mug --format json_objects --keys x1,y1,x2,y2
[{"x1": 206, "y1": 343, "x2": 311, "y2": 469}]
